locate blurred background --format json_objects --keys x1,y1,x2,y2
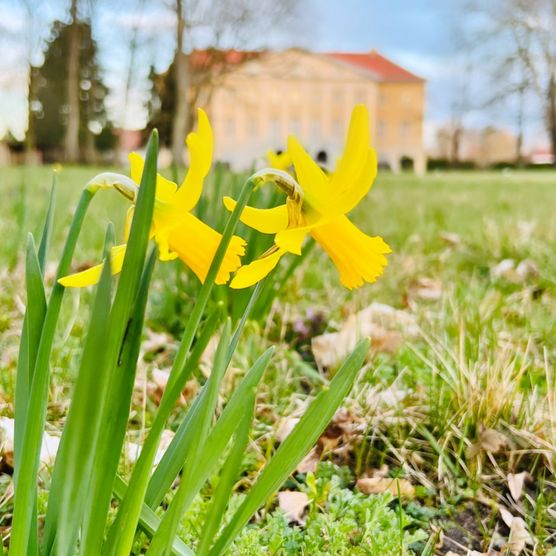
[{"x1": 0, "y1": 0, "x2": 555, "y2": 172}]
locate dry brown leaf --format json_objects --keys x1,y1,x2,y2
[
  {"x1": 311, "y1": 303, "x2": 419, "y2": 367},
  {"x1": 0, "y1": 417, "x2": 59, "y2": 468},
  {"x1": 276, "y1": 417, "x2": 299, "y2": 443},
  {"x1": 278, "y1": 490, "x2": 309, "y2": 523},
  {"x1": 499, "y1": 507, "x2": 532, "y2": 555},
  {"x1": 468, "y1": 428, "x2": 508, "y2": 457},
  {"x1": 126, "y1": 429, "x2": 174, "y2": 465},
  {"x1": 409, "y1": 277, "x2": 443, "y2": 301},
  {"x1": 440, "y1": 232, "x2": 462, "y2": 246},
  {"x1": 296, "y1": 447, "x2": 319, "y2": 473},
  {"x1": 356, "y1": 477, "x2": 415, "y2": 498},
  {"x1": 507, "y1": 472, "x2": 531, "y2": 501}
]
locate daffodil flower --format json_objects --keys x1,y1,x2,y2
[
  {"x1": 224, "y1": 105, "x2": 391, "y2": 290},
  {"x1": 266, "y1": 149, "x2": 292, "y2": 171},
  {"x1": 59, "y1": 109, "x2": 246, "y2": 288}
]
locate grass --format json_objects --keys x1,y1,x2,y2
[{"x1": 1, "y1": 165, "x2": 556, "y2": 554}]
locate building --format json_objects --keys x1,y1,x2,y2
[{"x1": 204, "y1": 49, "x2": 426, "y2": 173}]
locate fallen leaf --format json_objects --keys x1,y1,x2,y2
[
  {"x1": 515, "y1": 259, "x2": 539, "y2": 281},
  {"x1": 492, "y1": 259, "x2": 516, "y2": 280},
  {"x1": 278, "y1": 490, "x2": 309, "y2": 523},
  {"x1": 440, "y1": 232, "x2": 462, "y2": 246},
  {"x1": 125, "y1": 429, "x2": 174, "y2": 465},
  {"x1": 468, "y1": 428, "x2": 508, "y2": 457},
  {"x1": 507, "y1": 472, "x2": 531, "y2": 501},
  {"x1": 276, "y1": 417, "x2": 300, "y2": 443},
  {"x1": 0, "y1": 417, "x2": 59, "y2": 469},
  {"x1": 499, "y1": 507, "x2": 532, "y2": 555},
  {"x1": 356, "y1": 477, "x2": 415, "y2": 498},
  {"x1": 409, "y1": 277, "x2": 443, "y2": 301},
  {"x1": 296, "y1": 447, "x2": 319, "y2": 473},
  {"x1": 311, "y1": 303, "x2": 419, "y2": 367}
]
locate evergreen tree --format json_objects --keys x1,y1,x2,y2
[{"x1": 29, "y1": 19, "x2": 112, "y2": 162}]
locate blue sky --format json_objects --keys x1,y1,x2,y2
[{"x1": 0, "y1": 0, "x2": 545, "y2": 147}]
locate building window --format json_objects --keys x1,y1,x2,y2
[
  {"x1": 401, "y1": 91, "x2": 411, "y2": 105},
  {"x1": 355, "y1": 88, "x2": 367, "y2": 104},
  {"x1": 378, "y1": 121, "x2": 386, "y2": 138},
  {"x1": 333, "y1": 88, "x2": 344, "y2": 104},
  {"x1": 332, "y1": 118, "x2": 342, "y2": 136},
  {"x1": 380, "y1": 93, "x2": 387, "y2": 105},
  {"x1": 399, "y1": 121, "x2": 410, "y2": 138}
]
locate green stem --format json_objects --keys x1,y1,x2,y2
[
  {"x1": 9, "y1": 189, "x2": 95, "y2": 555},
  {"x1": 104, "y1": 178, "x2": 256, "y2": 556}
]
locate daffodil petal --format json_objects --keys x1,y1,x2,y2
[
  {"x1": 230, "y1": 248, "x2": 285, "y2": 289},
  {"x1": 267, "y1": 150, "x2": 292, "y2": 171},
  {"x1": 223, "y1": 197, "x2": 288, "y2": 234},
  {"x1": 274, "y1": 226, "x2": 311, "y2": 255},
  {"x1": 331, "y1": 104, "x2": 369, "y2": 187},
  {"x1": 58, "y1": 244, "x2": 128, "y2": 288},
  {"x1": 129, "y1": 152, "x2": 144, "y2": 184},
  {"x1": 311, "y1": 215, "x2": 391, "y2": 289},
  {"x1": 124, "y1": 205, "x2": 134, "y2": 241},
  {"x1": 128, "y1": 152, "x2": 177, "y2": 203},
  {"x1": 173, "y1": 108, "x2": 214, "y2": 213},
  {"x1": 334, "y1": 149, "x2": 377, "y2": 215},
  {"x1": 167, "y1": 212, "x2": 245, "y2": 285},
  {"x1": 287, "y1": 135, "x2": 333, "y2": 214}
]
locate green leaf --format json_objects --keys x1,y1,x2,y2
[
  {"x1": 10, "y1": 187, "x2": 95, "y2": 555},
  {"x1": 112, "y1": 477, "x2": 194, "y2": 556},
  {"x1": 145, "y1": 283, "x2": 261, "y2": 509},
  {"x1": 42, "y1": 232, "x2": 113, "y2": 555},
  {"x1": 104, "y1": 177, "x2": 256, "y2": 556},
  {"x1": 77, "y1": 130, "x2": 159, "y2": 555},
  {"x1": 144, "y1": 303, "x2": 224, "y2": 508},
  {"x1": 140, "y1": 347, "x2": 273, "y2": 544},
  {"x1": 208, "y1": 340, "x2": 370, "y2": 556},
  {"x1": 80, "y1": 249, "x2": 156, "y2": 555},
  {"x1": 37, "y1": 178, "x2": 56, "y2": 273},
  {"x1": 197, "y1": 393, "x2": 255, "y2": 556},
  {"x1": 146, "y1": 320, "x2": 233, "y2": 554}
]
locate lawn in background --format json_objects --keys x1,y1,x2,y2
[{"x1": 1, "y1": 166, "x2": 555, "y2": 554}]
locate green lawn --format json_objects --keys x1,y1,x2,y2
[{"x1": 1, "y1": 166, "x2": 556, "y2": 554}]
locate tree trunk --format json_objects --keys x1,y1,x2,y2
[
  {"x1": 515, "y1": 85, "x2": 525, "y2": 167},
  {"x1": 64, "y1": 0, "x2": 80, "y2": 163},
  {"x1": 171, "y1": 0, "x2": 189, "y2": 166},
  {"x1": 25, "y1": 66, "x2": 37, "y2": 163}
]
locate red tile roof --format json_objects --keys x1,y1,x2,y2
[{"x1": 326, "y1": 50, "x2": 424, "y2": 83}]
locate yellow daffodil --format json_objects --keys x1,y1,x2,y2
[
  {"x1": 224, "y1": 105, "x2": 391, "y2": 290},
  {"x1": 266, "y1": 149, "x2": 292, "y2": 171},
  {"x1": 59, "y1": 109, "x2": 246, "y2": 288}
]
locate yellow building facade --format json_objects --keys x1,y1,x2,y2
[{"x1": 206, "y1": 49, "x2": 426, "y2": 173}]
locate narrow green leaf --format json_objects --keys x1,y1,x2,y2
[
  {"x1": 112, "y1": 477, "x2": 194, "y2": 556},
  {"x1": 146, "y1": 320, "x2": 233, "y2": 555},
  {"x1": 145, "y1": 283, "x2": 260, "y2": 509},
  {"x1": 14, "y1": 235, "x2": 47, "y2": 477},
  {"x1": 80, "y1": 249, "x2": 156, "y2": 555},
  {"x1": 145, "y1": 347, "x2": 273, "y2": 514},
  {"x1": 42, "y1": 236, "x2": 113, "y2": 555},
  {"x1": 144, "y1": 304, "x2": 224, "y2": 508},
  {"x1": 208, "y1": 340, "x2": 370, "y2": 556},
  {"x1": 104, "y1": 177, "x2": 256, "y2": 556},
  {"x1": 197, "y1": 393, "x2": 255, "y2": 556},
  {"x1": 37, "y1": 178, "x2": 56, "y2": 273},
  {"x1": 76, "y1": 130, "x2": 159, "y2": 555},
  {"x1": 9, "y1": 188, "x2": 95, "y2": 556}
]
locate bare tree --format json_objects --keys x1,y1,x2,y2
[
  {"x1": 169, "y1": 0, "x2": 299, "y2": 165},
  {"x1": 466, "y1": 0, "x2": 556, "y2": 162}
]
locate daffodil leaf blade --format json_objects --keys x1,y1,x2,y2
[
  {"x1": 41, "y1": 238, "x2": 113, "y2": 555},
  {"x1": 197, "y1": 392, "x2": 255, "y2": 556},
  {"x1": 207, "y1": 339, "x2": 370, "y2": 556}
]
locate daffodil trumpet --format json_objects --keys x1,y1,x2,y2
[
  {"x1": 225, "y1": 104, "x2": 391, "y2": 290},
  {"x1": 59, "y1": 109, "x2": 246, "y2": 288}
]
